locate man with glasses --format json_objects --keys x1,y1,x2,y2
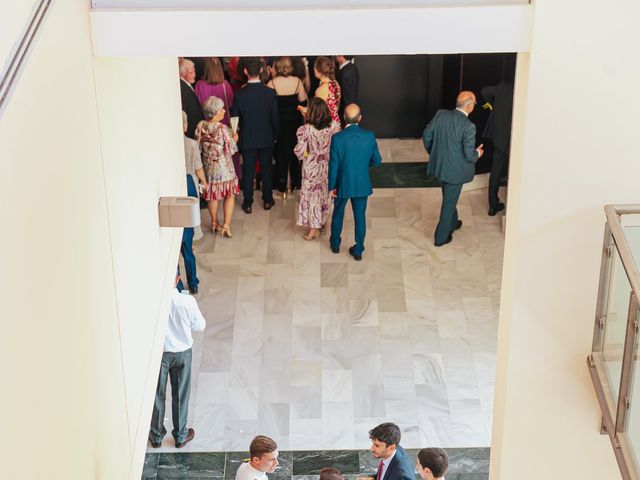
[{"x1": 422, "y1": 91, "x2": 484, "y2": 246}]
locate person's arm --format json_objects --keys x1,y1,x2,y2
[
  {"x1": 462, "y1": 122, "x2": 480, "y2": 163},
  {"x1": 297, "y1": 79, "x2": 308, "y2": 104},
  {"x1": 328, "y1": 135, "x2": 340, "y2": 195},
  {"x1": 422, "y1": 117, "x2": 435, "y2": 154},
  {"x1": 192, "y1": 142, "x2": 208, "y2": 189},
  {"x1": 188, "y1": 297, "x2": 206, "y2": 332},
  {"x1": 370, "y1": 133, "x2": 382, "y2": 167},
  {"x1": 293, "y1": 126, "x2": 308, "y2": 161}
]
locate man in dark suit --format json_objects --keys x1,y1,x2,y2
[
  {"x1": 231, "y1": 57, "x2": 280, "y2": 213},
  {"x1": 481, "y1": 79, "x2": 513, "y2": 216},
  {"x1": 329, "y1": 104, "x2": 382, "y2": 261},
  {"x1": 367, "y1": 423, "x2": 415, "y2": 480},
  {"x1": 336, "y1": 55, "x2": 360, "y2": 127},
  {"x1": 179, "y1": 58, "x2": 204, "y2": 139},
  {"x1": 423, "y1": 91, "x2": 484, "y2": 247}
]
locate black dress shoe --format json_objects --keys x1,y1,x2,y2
[
  {"x1": 150, "y1": 440, "x2": 161, "y2": 448},
  {"x1": 175, "y1": 428, "x2": 195, "y2": 448},
  {"x1": 264, "y1": 201, "x2": 275, "y2": 210},
  {"x1": 242, "y1": 205, "x2": 252, "y2": 214},
  {"x1": 331, "y1": 246, "x2": 340, "y2": 254},
  {"x1": 454, "y1": 220, "x2": 463, "y2": 231},
  {"x1": 435, "y1": 234, "x2": 453, "y2": 247},
  {"x1": 348, "y1": 246, "x2": 362, "y2": 261},
  {"x1": 488, "y1": 203, "x2": 505, "y2": 216},
  {"x1": 188, "y1": 286, "x2": 198, "y2": 295}
]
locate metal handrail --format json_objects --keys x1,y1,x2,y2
[
  {"x1": 0, "y1": 0, "x2": 54, "y2": 117},
  {"x1": 589, "y1": 205, "x2": 640, "y2": 480}
]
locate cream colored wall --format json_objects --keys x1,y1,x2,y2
[
  {"x1": 491, "y1": 1, "x2": 640, "y2": 478},
  {"x1": 0, "y1": 1, "x2": 183, "y2": 479}
]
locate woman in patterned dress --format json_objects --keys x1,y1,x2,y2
[
  {"x1": 313, "y1": 57, "x2": 341, "y2": 124},
  {"x1": 294, "y1": 98, "x2": 341, "y2": 240},
  {"x1": 195, "y1": 96, "x2": 240, "y2": 238}
]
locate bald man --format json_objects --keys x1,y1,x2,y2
[
  {"x1": 422, "y1": 91, "x2": 484, "y2": 246},
  {"x1": 328, "y1": 104, "x2": 382, "y2": 260}
]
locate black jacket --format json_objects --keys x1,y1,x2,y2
[
  {"x1": 231, "y1": 82, "x2": 280, "y2": 150},
  {"x1": 337, "y1": 62, "x2": 359, "y2": 108},
  {"x1": 180, "y1": 79, "x2": 204, "y2": 139},
  {"x1": 376, "y1": 446, "x2": 415, "y2": 480}
]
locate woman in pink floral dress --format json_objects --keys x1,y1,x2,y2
[
  {"x1": 294, "y1": 98, "x2": 341, "y2": 240},
  {"x1": 195, "y1": 96, "x2": 240, "y2": 238}
]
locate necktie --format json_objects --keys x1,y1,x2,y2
[{"x1": 377, "y1": 460, "x2": 384, "y2": 480}]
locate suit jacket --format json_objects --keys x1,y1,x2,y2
[
  {"x1": 422, "y1": 109, "x2": 478, "y2": 185},
  {"x1": 231, "y1": 82, "x2": 280, "y2": 150},
  {"x1": 180, "y1": 79, "x2": 205, "y2": 139},
  {"x1": 337, "y1": 62, "x2": 359, "y2": 108},
  {"x1": 377, "y1": 446, "x2": 415, "y2": 480},
  {"x1": 329, "y1": 124, "x2": 382, "y2": 198},
  {"x1": 481, "y1": 80, "x2": 514, "y2": 151}
]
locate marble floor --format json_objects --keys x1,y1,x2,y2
[
  {"x1": 156, "y1": 173, "x2": 505, "y2": 453},
  {"x1": 153, "y1": 138, "x2": 505, "y2": 453}
]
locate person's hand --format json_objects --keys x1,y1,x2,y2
[
  {"x1": 330, "y1": 189, "x2": 337, "y2": 198},
  {"x1": 297, "y1": 105, "x2": 308, "y2": 117},
  {"x1": 233, "y1": 131, "x2": 239, "y2": 143},
  {"x1": 476, "y1": 143, "x2": 484, "y2": 158}
]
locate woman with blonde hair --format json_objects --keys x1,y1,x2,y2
[
  {"x1": 267, "y1": 56, "x2": 309, "y2": 193},
  {"x1": 313, "y1": 56, "x2": 341, "y2": 124},
  {"x1": 195, "y1": 96, "x2": 240, "y2": 238}
]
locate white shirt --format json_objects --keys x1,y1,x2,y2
[
  {"x1": 455, "y1": 107, "x2": 469, "y2": 117},
  {"x1": 164, "y1": 288, "x2": 206, "y2": 352},
  {"x1": 379, "y1": 450, "x2": 396, "y2": 480},
  {"x1": 339, "y1": 59, "x2": 352, "y2": 70},
  {"x1": 235, "y1": 462, "x2": 268, "y2": 480}
]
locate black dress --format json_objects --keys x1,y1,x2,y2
[{"x1": 273, "y1": 78, "x2": 305, "y2": 191}]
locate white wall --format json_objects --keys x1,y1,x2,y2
[
  {"x1": 0, "y1": 1, "x2": 184, "y2": 478},
  {"x1": 491, "y1": 1, "x2": 640, "y2": 478}
]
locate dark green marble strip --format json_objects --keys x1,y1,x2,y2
[
  {"x1": 291, "y1": 450, "x2": 360, "y2": 475},
  {"x1": 371, "y1": 163, "x2": 440, "y2": 189},
  {"x1": 143, "y1": 448, "x2": 489, "y2": 480}
]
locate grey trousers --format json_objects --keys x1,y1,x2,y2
[{"x1": 149, "y1": 348, "x2": 192, "y2": 444}]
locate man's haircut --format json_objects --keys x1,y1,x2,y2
[
  {"x1": 344, "y1": 109, "x2": 362, "y2": 125},
  {"x1": 249, "y1": 435, "x2": 278, "y2": 459},
  {"x1": 417, "y1": 448, "x2": 448, "y2": 478},
  {"x1": 368, "y1": 422, "x2": 401, "y2": 447},
  {"x1": 342, "y1": 55, "x2": 354, "y2": 61},
  {"x1": 306, "y1": 97, "x2": 332, "y2": 130},
  {"x1": 320, "y1": 467, "x2": 344, "y2": 480},
  {"x1": 243, "y1": 57, "x2": 262, "y2": 78}
]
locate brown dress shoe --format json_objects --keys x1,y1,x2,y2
[{"x1": 175, "y1": 428, "x2": 195, "y2": 448}]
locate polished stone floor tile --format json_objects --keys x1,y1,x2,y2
[
  {"x1": 292, "y1": 450, "x2": 360, "y2": 475},
  {"x1": 157, "y1": 452, "x2": 226, "y2": 478},
  {"x1": 157, "y1": 144, "x2": 504, "y2": 453}
]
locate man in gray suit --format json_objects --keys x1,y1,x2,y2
[{"x1": 422, "y1": 91, "x2": 484, "y2": 246}]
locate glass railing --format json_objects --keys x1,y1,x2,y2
[{"x1": 588, "y1": 205, "x2": 640, "y2": 480}]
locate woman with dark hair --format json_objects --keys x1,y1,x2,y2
[
  {"x1": 195, "y1": 57, "x2": 241, "y2": 179},
  {"x1": 268, "y1": 56, "x2": 309, "y2": 193},
  {"x1": 294, "y1": 98, "x2": 340, "y2": 240},
  {"x1": 313, "y1": 56, "x2": 341, "y2": 124}
]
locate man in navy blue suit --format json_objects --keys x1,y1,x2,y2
[
  {"x1": 232, "y1": 57, "x2": 280, "y2": 213},
  {"x1": 328, "y1": 104, "x2": 382, "y2": 261},
  {"x1": 367, "y1": 423, "x2": 415, "y2": 480}
]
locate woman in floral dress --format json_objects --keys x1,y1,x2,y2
[
  {"x1": 195, "y1": 96, "x2": 240, "y2": 238},
  {"x1": 313, "y1": 56, "x2": 341, "y2": 124},
  {"x1": 294, "y1": 98, "x2": 341, "y2": 240}
]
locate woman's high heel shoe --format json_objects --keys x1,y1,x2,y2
[
  {"x1": 221, "y1": 224, "x2": 233, "y2": 238},
  {"x1": 212, "y1": 222, "x2": 222, "y2": 234}
]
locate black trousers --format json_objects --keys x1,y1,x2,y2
[
  {"x1": 242, "y1": 147, "x2": 274, "y2": 206},
  {"x1": 488, "y1": 146, "x2": 509, "y2": 210}
]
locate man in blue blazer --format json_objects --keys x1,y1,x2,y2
[
  {"x1": 329, "y1": 104, "x2": 382, "y2": 260},
  {"x1": 367, "y1": 423, "x2": 415, "y2": 480},
  {"x1": 423, "y1": 91, "x2": 484, "y2": 246}
]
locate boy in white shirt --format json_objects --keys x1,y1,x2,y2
[
  {"x1": 415, "y1": 448, "x2": 448, "y2": 480},
  {"x1": 235, "y1": 436, "x2": 280, "y2": 480}
]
